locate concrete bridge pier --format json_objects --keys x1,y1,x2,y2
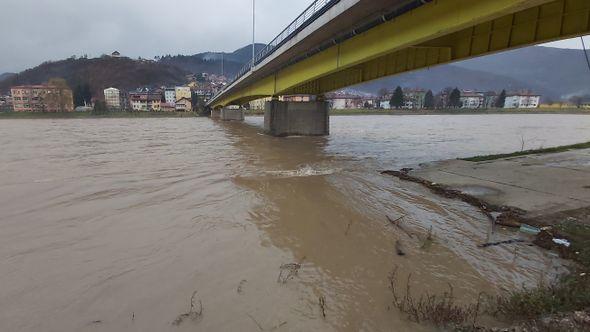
[
  {"x1": 220, "y1": 107, "x2": 245, "y2": 121},
  {"x1": 211, "y1": 107, "x2": 244, "y2": 121},
  {"x1": 264, "y1": 100, "x2": 329, "y2": 137},
  {"x1": 211, "y1": 108, "x2": 221, "y2": 120}
]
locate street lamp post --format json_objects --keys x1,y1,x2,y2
[{"x1": 252, "y1": 0, "x2": 256, "y2": 71}]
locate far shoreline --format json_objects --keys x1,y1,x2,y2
[
  {"x1": 247, "y1": 107, "x2": 590, "y2": 116},
  {"x1": 0, "y1": 111, "x2": 199, "y2": 119},
  {"x1": 1, "y1": 108, "x2": 590, "y2": 119}
]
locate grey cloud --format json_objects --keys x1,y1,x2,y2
[
  {"x1": 0, "y1": 0, "x2": 310, "y2": 73},
  {"x1": 0, "y1": 0, "x2": 587, "y2": 74}
]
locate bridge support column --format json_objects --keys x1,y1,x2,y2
[
  {"x1": 220, "y1": 107, "x2": 244, "y2": 121},
  {"x1": 211, "y1": 108, "x2": 221, "y2": 120},
  {"x1": 264, "y1": 100, "x2": 329, "y2": 137}
]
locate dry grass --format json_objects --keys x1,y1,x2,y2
[{"x1": 491, "y1": 273, "x2": 590, "y2": 321}]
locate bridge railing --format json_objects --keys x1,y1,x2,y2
[{"x1": 214, "y1": 0, "x2": 341, "y2": 101}]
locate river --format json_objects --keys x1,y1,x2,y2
[{"x1": 1, "y1": 114, "x2": 590, "y2": 332}]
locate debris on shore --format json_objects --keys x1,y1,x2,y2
[
  {"x1": 395, "y1": 240, "x2": 406, "y2": 256},
  {"x1": 381, "y1": 168, "x2": 584, "y2": 261},
  {"x1": 478, "y1": 239, "x2": 525, "y2": 248},
  {"x1": 277, "y1": 263, "x2": 301, "y2": 284},
  {"x1": 386, "y1": 215, "x2": 415, "y2": 238},
  {"x1": 383, "y1": 166, "x2": 590, "y2": 331},
  {"x1": 381, "y1": 169, "x2": 527, "y2": 222},
  {"x1": 318, "y1": 295, "x2": 327, "y2": 318},
  {"x1": 172, "y1": 290, "x2": 203, "y2": 326}
]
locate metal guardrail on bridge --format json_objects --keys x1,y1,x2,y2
[{"x1": 213, "y1": 0, "x2": 341, "y2": 100}]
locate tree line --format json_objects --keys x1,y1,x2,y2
[{"x1": 383, "y1": 86, "x2": 507, "y2": 109}]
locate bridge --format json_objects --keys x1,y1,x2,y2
[{"x1": 208, "y1": 0, "x2": 590, "y2": 136}]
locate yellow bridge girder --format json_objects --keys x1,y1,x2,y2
[{"x1": 212, "y1": 0, "x2": 590, "y2": 108}]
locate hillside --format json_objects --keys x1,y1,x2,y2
[
  {"x1": 454, "y1": 46, "x2": 590, "y2": 99},
  {"x1": 354, "y1": 65, "x2": 544, "y2": 97},
  {"x1": 0, "y1": 57, "x2": 187, "y2": 97}
]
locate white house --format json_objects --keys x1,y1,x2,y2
[
  {"x1": 164, "y1": 88, "x2": 176, "y2": 105},
  {"x1": 460, "y1": 91, "x2": 484, "y2": 109},
  {"x1": 504, "y1": 94, "x2": 541, "y2": 109},
  {"x1": 104, "y1": 87, "x2": 121, "y2": 109}
]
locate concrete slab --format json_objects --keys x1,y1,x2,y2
[{"x1": 410, "y1": 149, "x2": 590, "y2": 216}]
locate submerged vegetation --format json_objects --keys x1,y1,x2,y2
[
  {"x1": 388, "y1": 268, "x2": 483, "y2": 328},
  {"x1": 389, "y1": 267, "x2": 590, "y2": 330}
]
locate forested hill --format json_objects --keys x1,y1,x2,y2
[{"x1": 0, "y1": 57, "x2": 187, "y2": 97}]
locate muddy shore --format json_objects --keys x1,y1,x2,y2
[{"x1": 383, "y1": 146, "x2": 590, "y2": 330}]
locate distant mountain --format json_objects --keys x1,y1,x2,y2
[
  {"x1": 355, "y1": 65, "x2": 543, "y2": 97},
  {"x1": 158, "y1": 43, "x2": 266, "y2": 78},
  {"x1": 0, "y1": 57, "x2": 187, "y2": 97},
  {"x1": 454, "y1": 46, "x2": 590, "y2": 99},
  {"x1": 355, "y1": 46, "x2": 590, "y2": 100}
]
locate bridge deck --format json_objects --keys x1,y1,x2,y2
[{"x1": 210, "y1": 0, "x2": 590, "y2": 108}]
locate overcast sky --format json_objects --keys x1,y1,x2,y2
[{"x1": 0, "y1": 0, "x2": 588, "y2": 74}]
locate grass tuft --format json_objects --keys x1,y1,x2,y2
[
  {"x1": 492, "y1": 273, "x2": 590, "y2": 320},
  {"x1": 388, "y1": 267, "x2": 483, "y2": 328},
  {"x1": 462, "y1": 141, "x2": 590, "y2": 162}
]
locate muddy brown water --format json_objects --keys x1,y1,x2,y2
[{"x1": 2, "y1": 114, "x2": 590, "y2": 331}]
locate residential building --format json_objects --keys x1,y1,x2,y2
[
  {"x1": 129, "y1": 91, "x2": 162, "y2": 111},
  {"x1": 248, "y1": 95, "x2": 314, "y2": 110},
  {"x1": 10, "y1": 85, "x2": 74, "y2": 112},
  {"x1": 326, "y1": 91, "x2": 366, "y2": 109},
  {"x1": 104, "y1": 87, "x2": 121, "y2": 109},
  {"x1": 111, "y1": 51, "x2": 121, "y2": 58},
  {"x1": 460, "y1": 91, "x2": 485, "y2": 109},
  {"x1": 404, "y1": 88, "x2": 426, "y2": 109},
  {"x1": 161, "y1": 103, "x2": 176, "y2": 112},
  {"x1": 282, "y1": 95, "x2": 312, "y2": 103},
  {"x1": 175, "y1": 97, "x2": 192, "y2": 112},
  {"x1": 504, "y1": 93, "x2": 541, "y2": 109},
  {"x1": 249, "y1": 97, "x2": 272, "y2": 110},
  {"x1": 175, "y1": 86, "x2": 191, "y2": 102},
  {"x1": 164, "y1": 88, "x2": 176, "y2": 105},
  {"x1": 193, "y1": 86, "x2": 216, "y2": 102}
]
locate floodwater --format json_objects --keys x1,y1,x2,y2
[{"x1": 1, "y1": 114, "x2": 590, "y2": 332}]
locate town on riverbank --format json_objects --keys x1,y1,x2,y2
[{"x1": 2, "y1": 54, "x2": 590, "y2": 117}]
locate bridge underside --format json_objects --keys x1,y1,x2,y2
[{"x1": 212, "y1": 0, "x2": 590, "y2": 108}]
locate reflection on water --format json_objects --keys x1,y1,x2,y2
[{"x1": 1, "y1": 115, "x2": 589, "y2": 331}]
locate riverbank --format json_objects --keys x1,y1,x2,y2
[
  {"x1": 382, "y1": 144, "x2": 590, "y2": 330},
  {"x1": 242, "y1": 108, "x2": 590, "y2": 116},
  {"x1": 0, "y1": 111, "x2": 199, "y2": 119},
  {"x1": 2, "y1": 108, "x2": 589, "y2": 119}
]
